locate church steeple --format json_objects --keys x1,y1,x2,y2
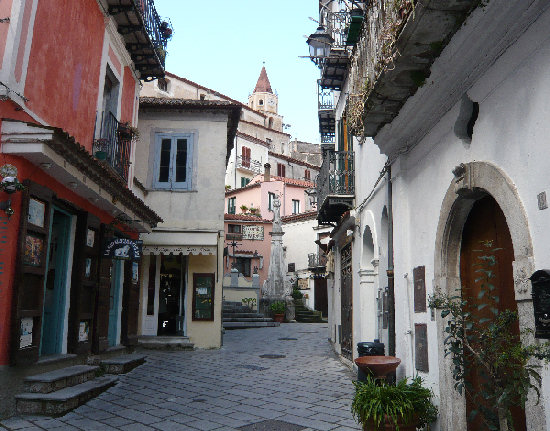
[{"x1": 254, "y1": 66, "x2": 273, "y2": 94}]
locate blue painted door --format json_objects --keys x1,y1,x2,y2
[
  {"x1": 41, "y1": 209, "x2": 71, "y2": 356},
  {"x1": 108, "y1": 260, "x2": 123, "y2": 346}
]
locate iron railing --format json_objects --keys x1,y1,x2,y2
[
  {"x1": 236, "y1": 155, "x2": 263, "y2": 174},
  {"x1": 135, "y1": 0, "x2": 168, "y2": 66},
  {"x1": 321, "y1": 132, "x2": 336, "y2": 144},
  {"x1": 308, "y1": 253, "x2": 328, "y2": 269},
  {"x1": 318, "y1": 80, "x2": 334, "y2": 111},
  {"x1": 320, "y1": 10, "x2": 351, "y2": 49},
  {"x1": 316, "y1": 150, "x2": 355, "y2": 208},
  {"x1": 93, "y1": 112, "x2": 131, "y2": 182}
]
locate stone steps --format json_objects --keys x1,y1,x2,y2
[
  {"x1": 23, "y1": 365, "x2": 98, "y2": 394},
  {"x1": 223, "y1": 321, "x2": 280, "y2": 329},
  {"x1": 138, "y1": 336, "x2": 194, "y2": 351},
  {"x1": 222, "y1": 312, "x2": 265, "y2": 318},
  {"x1": 16, "y1": 376, "x2": 117, "y2": 416},
  {"x1": 222, "y1": 301, "x2": 279, "y2": 330},
  {"x1": 294, "y1": 305, "x2": 326, "y2": 323},
  {"x1": 100, "y1": 354, "x2": 146, "y2": 374},
  {"x1": 222, "y1": 317, "x2": 274, "y2": 322}
]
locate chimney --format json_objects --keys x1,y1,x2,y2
[{"x1": 264, "y1": 163, "x2": 271, "y2": 182}]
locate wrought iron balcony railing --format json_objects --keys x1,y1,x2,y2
[
  {"x1": 321, "y1": 132, "x2": 336, "y2": 144},
  {"x1": 93, "y1": 112, "x2": 131, "y2": 183},
  {"x1": 236, "y1": 155, "x2": 263, "y2": 174},
  {"x1": 320, "y1": 9, "x2": 351, "y2": 50},
  {"x1": 316, "y1": 151, "x2": 354, "y2": 223},
  {"x1": 318, "y1": 80, "x2": 334, "y2": 111},
  {"x1": 107, "y1": 0, "x2": 170, "y2": 80},
  {"x1": 308, "y1": 253, "x2": 328, "y2": 269}
]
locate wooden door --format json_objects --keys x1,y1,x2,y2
[
  {"x1": 93, "y1": 225, "x2": 112, "y2": 353},
  {"x1": 10, "y1": 181, "x2": 53, "y2": 364},
  {"x1": 314, "y1": 278, "x2": 328, "y2": 317},
  {"x1": 460, "y1": 195, "x2": 526, "y2": 431},
  {"x1": 121, "y1": 259, "x2": 140, "y2": 346},
  {"x1": 340, "y1": 243, "x2": 353, "y2": 360}
]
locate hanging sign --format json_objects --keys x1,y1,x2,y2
[{"x1": 103, "y1": 238, "x2": 143, "y2": 261}]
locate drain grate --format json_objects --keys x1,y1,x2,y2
[
  {"x1": 236, "y1": 364, "x2": 269, "y2": 371},
  {"x1": 259, "y1": 354, "x2": 286, "y2": 359},
  {"x1": 278, "y1": 337, "x2": 297, "y2": 340},
  {"x1": 238, "y1": 419, "x2": 306, "y2": 431}
]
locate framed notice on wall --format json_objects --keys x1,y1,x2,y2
[{"x1": 192, "y1": 273, "x2": 215, "y2": 321}]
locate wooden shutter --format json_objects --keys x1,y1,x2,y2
[
  {"x1": 93, "y1": 225, "x2": 112, "y2": 353},
  {"x1": 68, "y1": 212, "x2": 100, "y2": 354},
  {"x1": 10, "y1": 181, "x2": 54, "y2": 365}
]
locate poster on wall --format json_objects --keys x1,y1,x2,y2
[
  {"x1": 20, "y1": 317, "x2": 33, "y2": 349},
  {"x1": 27, "y1": 199, "x2": 45, "y2": 228},
  {"x1": 86, "y1": 229, "x2": 95, "y2": 247},
  {"x1": 78, "y1": 321, "x2": 89, "y2": 342},
  {"x1": 193, "y1": 274, "x2": 214, "y2": 321},
  {"x1": 85, "y1": 258, "x2": 92, "y2": 278},
  {"x1": 243, "y1": 225, "x2": 264, "y2": 240},
  {"x1": 23, "y1": 235, "x2": 43, "y2": 266},
  {"x1": 132, "y1": 262, "x2": 139, "y2": 283}
]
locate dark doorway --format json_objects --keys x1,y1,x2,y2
[
  {"x1": 314, "y1": 278, "x2": 328, "y2": 317},
  {"x1": 158, "y1": 255, "x2": 183, "y2": 335},
  {"x1": 340, "y1": 243, "x2": 353, "y2": 360},
  {"x1": 460, "y1": 195, "x2": 526, "y2": 431}
]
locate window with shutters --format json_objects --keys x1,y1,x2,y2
[
  {"x1": 241, "y1": 146, "x2": 251, "y2": 167},
  {"x1": 305, "y1": 169, "x2": 310, "y2": 180},
  {"x1": 228, "y1": 197, "x2": 236, "y2": 214},
  {"x1": 277, "y1": 163, "x2": 285, "y2": 177},
  {"x1": 292, "y1": 199, "x2": 300, "y2": 214},
  {"x1": 268, "y1": 192, "x2": 276, "y2": 211},
  {"x1": 241, "y1": 177, "x2": 251, "y2": 188},
  {"x1": 153, "y1": 133, "x2": 193, "y2": 190}
]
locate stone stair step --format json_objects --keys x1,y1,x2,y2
[
  {"x1": 223, "y1": 322, "x2": 281, "y2": 329},
  {"x1": 100, "y1": 354, "x2": 146, "y2": 374},
  {"x1": 222, "y1": 312, "x2": 265, "y2": 318},
  {"x1": 223, "y1": 317, "x2": 274, "y2": 322},
  {"x1": 16, "y1": 376, "x2": 117, "y2": 416},
  {"x1": 138, "y1": 336, "x2": 194, "y2": 351},
  {"x1": 23, "y1": 365, "x2": 99, "y2": 394},
  {"x1": 223, "y1": 306, "x2": 254, "y2": 313}
]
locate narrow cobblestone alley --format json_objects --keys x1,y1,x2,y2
[{"x1": 1, "y1": 324, "x2": 360, "y2": 431}]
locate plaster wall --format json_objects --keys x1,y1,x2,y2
[
  {"x1": 225, "y1": 135, "x2": 269, "y2": 189},
  {"x1": 282, "y1": 217, "x2": 318, "y2": 271},
  {"x1": 379, "y1": 7, "x2": 550, "y2": 428},
  {"x1": 136, "y1": 111, "x2": 228, "y2": 232}
]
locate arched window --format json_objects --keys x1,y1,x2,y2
[
  {"x1": 268, "y1": 117, "x2": 274, "y2": 128},
  {"x1": 259, "y1": 99, "x2": 264, "y2": 106}
]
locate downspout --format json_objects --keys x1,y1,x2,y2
[{"x1": 387, "y1": 166, "x2": 396, "y2": 359}]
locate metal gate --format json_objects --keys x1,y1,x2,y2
[{"x1": 340, "y1": 243, "x2": 353, "y2": 360}]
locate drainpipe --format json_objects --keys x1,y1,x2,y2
[{"x1": 387, "y1": 165, "x2": 396, "y2": 359}]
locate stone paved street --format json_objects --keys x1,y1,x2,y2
[{"x1": 0, "y1": 323, "x2": 360, "y2": 431}]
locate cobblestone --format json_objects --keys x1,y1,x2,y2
[{"x1": 1, "y1": 323, "x2": 360, "y2": 430}]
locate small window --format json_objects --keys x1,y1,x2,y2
[
  {"x1": 228, "y1": 197, "x2": 236, "y2": 214},
  {"x1": 228, "y1": 224, "x2": 241, "y2": 233},
  {"x1": 241, "y1": 177, "x2": 251, "y2": 188},
  {"x1": 292, "y1": 199, "x2": 300, "y2": 214},
  {"x1": 153, "y1": 134, "x2": 193, "y2": 190},
  {"x1": 268, "y1": 117, "x2": 274, "y2": 129},
  {"x1": 199, "y1": 94, "x2": 206, "y2": 100},
  {"x1": 259, "y1": 99, "x2": 264, "y2": 106},
  {"x1": 305, "y1": 169, "x2": 310, "y2": 180},
  {"x1": 234, "y1": 257, "x2": 251, "y2": 277},
  {"x1": 157, "y1": 78, "x2": 169, "y2": 92},
  {"x1": 268, "y1": 192, "x2": 276, "y2": 211},
  {"x1": 288, "y1": 263, "x2": 296, "y2": 272},
  {"x1": 277, "y1": 163, "x2": 286, "y2": 177}
]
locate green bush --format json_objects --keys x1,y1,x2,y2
[{"x1": 270, "y1": 301, "x2": 286, "y2": 314}]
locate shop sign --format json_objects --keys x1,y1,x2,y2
[
  {"x1": 103, "y1": 238, "x2": 143, "y2": 261},
  {"x1": 298, "y1": 278, "x2": 308, "y2": 290},
  {"x1": 243, "y1": 225, "x2": 264, "y2": 240}
]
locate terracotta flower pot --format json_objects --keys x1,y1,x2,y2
[
  {"x1": 273, "y1": 314, "x2": 284, "y2": 323},
  {"x1": 363, "y1": 415, "x2": 419, "y2": 431}
]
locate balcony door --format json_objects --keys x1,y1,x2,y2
[{"x1": 340, "y1": 242, "x2": 353, "y2": 360}]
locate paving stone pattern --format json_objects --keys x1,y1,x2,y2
[{"x1": 1, "y1": 323, "x2": 360, "y2": 431}]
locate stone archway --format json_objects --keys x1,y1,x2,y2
[{"x1": 433, "y1": 161, "x2": 545, "y2": 431}]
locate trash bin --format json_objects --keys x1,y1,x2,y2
[{"x1": 356, "y1": 339, "x2": 385, "y2": 382}]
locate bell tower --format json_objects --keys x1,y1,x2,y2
[{"x1": 248, "y1": 66, "x2": 278, "y2": 115}]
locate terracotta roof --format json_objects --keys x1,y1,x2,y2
[
  {"x1": 268, "y1": 151, "x2": 321, "y2": 169},
  {"x1": 164, "y1": 71, "x2": 267, "y2": 117},
  {"x1": 282, "y1": 211, "x2": 318, "y2": 223},
  {"x1": 236, "y1": 132, "x2": 270, "y2": 148},
  {"x1": 239, "y1": 120, "x2": 291, "y2": 137},
  {"x1": 225, "y1": 182, "x2": 261, "y2": 196},
  {"x1": 3, "y1": 119, "x2": 163, "y2": 227},
  {"x1": 225, "y1": 213, "x2": 271, "y2": 223},
  {"x1": 253, "y1": 67, "x2": 273, "y2": 94},
  {"x1": 139, "y1": 97, "x2": 241, "y2": 165},
  {"x1": 249, "y1": 175, "x2": 315, "y2": 188}
]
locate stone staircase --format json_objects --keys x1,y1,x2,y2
[
  {"x1": 15, "y1": 354, "x2": 145, "y2": 416},
  {"x1": 294, "y1": 302, "x2": 326, "y2": 323},
  {"x1": 223, "y1": 301, "x2": 280, "y2": 329},
  {"x1": 138, "y1": 335, "x2": 194, "y2": 350}
]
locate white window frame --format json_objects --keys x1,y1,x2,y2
[
  {"x1": 153, "y1": 133, "x2": 193, "y2": 190},
  {"x1": 292, "y1": 199, "x2": 300, "y2": 214},
  {"x1": 268, "y1": 192, "x2": 276, "y2": 211}
]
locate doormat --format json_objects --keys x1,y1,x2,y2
[
  {"x1": 236, "y1": 364, "x2": 269, "y2": 371},
  {"x1": 278, "y1": 337, "x2": 297, "y2": 340},
  {"x1": 238, "y1": 419, "x2": 306, "y2": 431},
  {"x1": 259, "y1": 354, "x2": 286, "y2": 359}
]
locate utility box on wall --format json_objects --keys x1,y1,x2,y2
[{"x1": 530, "y1": 269, "x2": 550, "y2": 339}]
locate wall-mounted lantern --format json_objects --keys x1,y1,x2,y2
[
  {"x1": 306, "y1": 26, "x2": 333, "y2": 66},
  {"x1": 0, "y1": 164, "x2": 25, "y2": 218},
  {"x1": 530, "y1": 269, "x2": 550, "y2": 339}
]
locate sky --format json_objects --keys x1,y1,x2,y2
[{"x1": 153, "y1": 0, "x2": 321, "y2": 145}]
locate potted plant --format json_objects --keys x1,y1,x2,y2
[
  {"x1": 351, "y1": 375, "x2": 438, "y2": 431},
  {"x1": 270, "y1": 301, "x2": 286, "y2": 323},
  {"x1": 240, "y1": 205, "x2": 248, "y2": 213},
  {"x1": 118, "y1": 122, "x2": 139, "y2": 141}
]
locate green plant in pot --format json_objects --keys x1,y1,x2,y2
[
  {"x1": 270, "y1": 301, "x2": 286, "y2": 323},
  {"x1": 352, "y1": 375, "x2": 438, "y2": 430}
]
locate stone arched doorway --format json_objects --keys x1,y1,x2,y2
[{"x1": 433, "y1": 162, "x2": 544, "y2": 430}]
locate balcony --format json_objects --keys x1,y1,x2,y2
[
  {"x1": 106, "y1": 0, "x2": 170, "y2": 80},
  {"x1": 318, "y1": 80, "x2": 335, "y2": 140},
  {"x1": 316, "y1": 150, "x2": 354, "y2": 224},
  {"x1": 318, "y1": 9, "x2": 351, "y2": 90},
  {"x1": 236, "y1": 155, "x2": 263, "y2": 175},
  {"x1": 308, "y1": 253, "x2": 327, "y2": 270},
  {"x1": 93, "y1": 112, "x2": 131, "y2": 183},
  {"x1": 226, "y1": 232, "x2": 243, "y2": 241}
]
